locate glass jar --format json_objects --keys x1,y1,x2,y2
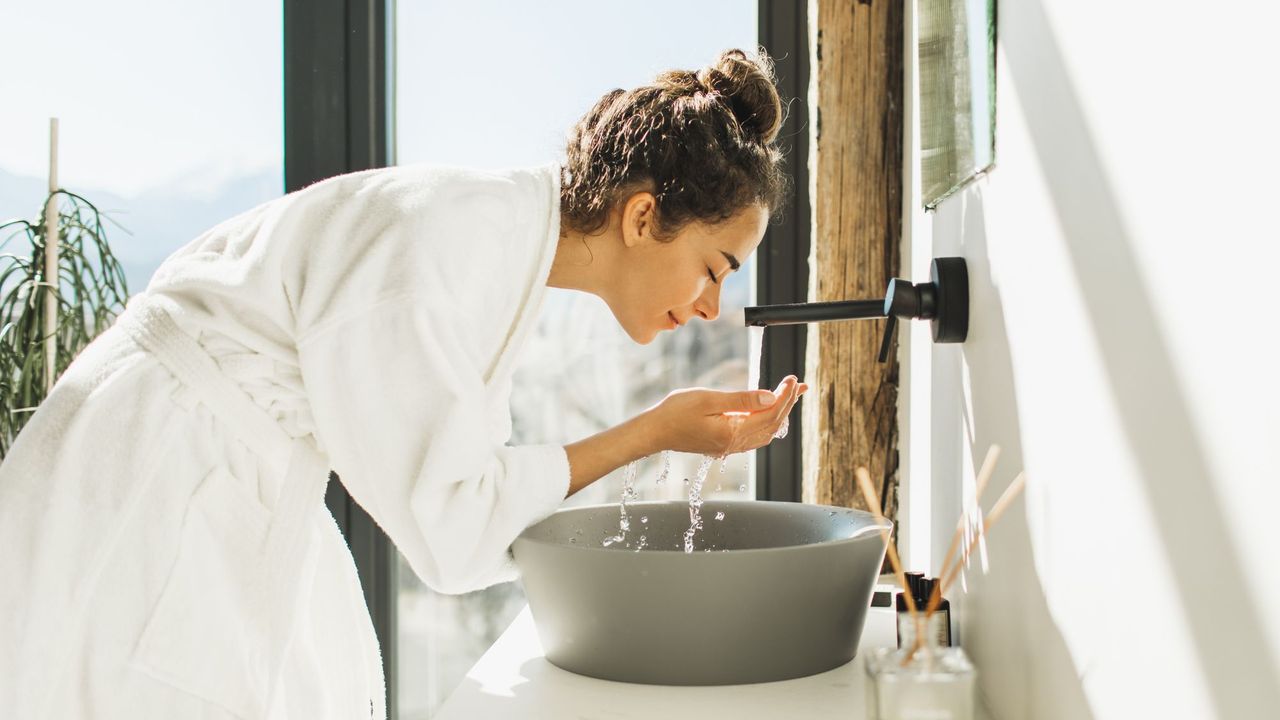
[{"x1": 865, "y1": 613, "x2": 975, "y2": 720}]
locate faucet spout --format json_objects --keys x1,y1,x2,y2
[
  {"x1": 743, "y1": 299, "x2": 885, "y2": 327},
  {"x1": 741, "y1": 257, "x2": 969, "y2": 363}
]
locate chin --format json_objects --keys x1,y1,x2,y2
[
  {"x1": 629, "y1": 326, "x2": 660, "y2": 345},
  {"x1": 617, "y1": 317, "x2": 660, "y2": 345}
]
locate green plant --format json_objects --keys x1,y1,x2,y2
[{"x1": 0, "y1": 190, "x2": 130, "y2": 459}]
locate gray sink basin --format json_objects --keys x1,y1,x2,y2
[{"x1": 512, "y1": 499, "x2": 890, "y2": 685}]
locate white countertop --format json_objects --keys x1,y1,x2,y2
[{"x1": 436, "y1": 603, "x2": 907, "y2": 720}]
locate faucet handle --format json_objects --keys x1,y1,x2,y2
[
  {"x1": 877, "y1": 257, "x2": 968, "y2": 361},
  {"x1": 877, "y1": 314, "x2": 897, "y2": 363},
  {"x1": 883, "y1": 277, "x2": 937, "y2": 320},
  {"x1": 877, "y1": 279, "x2": 914, "y2": 364}
]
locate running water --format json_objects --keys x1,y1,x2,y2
[
  {"x1": 747, "y1": 325, "x2": 764, "y2": 394},
  {"x1": 601, "y1": 461, "x2": 639, "y2": 547},
  {"x1": 596, "y1": 325, "x2": 768, "y2": 551},
  {"x1": 682, "y1": 455, "x2": 716, "y2": 553}
]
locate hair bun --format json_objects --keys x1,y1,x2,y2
[{"x1": 695, "y1": 48, "x2": 783, "y2": 146}]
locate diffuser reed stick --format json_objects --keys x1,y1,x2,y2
[
  {"x1": 855, "y1": 467, "x2": 917, "y2": 617},
  {"x1": 908, "y1": 469, "x2": 1028, "y2": 661}
]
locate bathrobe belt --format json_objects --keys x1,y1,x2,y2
[{"x1": 115, "y1": 292, "x2": 331, "y2": 619}]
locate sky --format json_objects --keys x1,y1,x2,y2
[
  {"x1": 0, "y1": 0, "x2": 283, "y2": 199},
  {"x1": 395, "y1": 0, "x2": 758, "y2": 169},
  {"x1": 1, "y1": 0, "x2": 756, "y2": 196},
  {"x1": 0, "y1": 0, "x2": 756, "y2": 288}
]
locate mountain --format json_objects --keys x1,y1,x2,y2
[{"x1": 0, "y1": 165, "x2": 282, "y2": 291}]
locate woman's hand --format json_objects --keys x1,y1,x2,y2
[
  {"x1": 642, "y1": 375, "x2": 808, "y2": 457},
  {"x1": 562, "y1": 376, "x2": 807, "y2": 498}
]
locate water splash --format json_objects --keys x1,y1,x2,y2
[
  {"x1": 715, "y1": 511, "x2": 726, "y2": 521},
  {"x1": 602, "y1": 461, "x2": 639, "y2": 547},
  {"x1": 656, "y1": 450, "x2": 671, "y2": 484},
  {"x1": 773, "y1": 415, "x2": 790, "y2": 439},
  {"x1": 683, "y1": 455, "x2": 716, "y2": 553}
]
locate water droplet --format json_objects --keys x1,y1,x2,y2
[
  {"x1": 640, "y1": 516, "x2": 648, "y2": 524},
  {"x1": 569, "y1": 537, "x2": 578, "y2": 544},
  {"x1": 715, "y1": 511, "x2": 725, "y2": 521},
  {"x1": 773, "y1": 416, "x2": 790, "y2": 439},
  {"x1": 738, "y1": 484, "x2": 747, "y2": 493},
  {"x1": 575, "y1": 529, "x2": 583, "y2": 535}
]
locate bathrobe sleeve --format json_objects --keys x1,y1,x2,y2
[{"x1": 296, "y1": 295, "x2": 571, "y2": 595}]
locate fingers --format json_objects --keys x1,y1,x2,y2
[
  {"x1": 766, "y1": 376, "x2": 800, "y2": 425},
  {"x1": 721, "y1": 376, "x2": 804, "y2": 453},
  {"x1": 699, "y1": 388, "x2": 779, "y2": 415}
]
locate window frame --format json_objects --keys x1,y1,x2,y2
[{"x1": 283, "y1": 0, "x2": 398, "y2": 716}]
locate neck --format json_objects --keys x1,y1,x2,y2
[{"x1": 548, "y1": 216, "x2": 615, "y2": 296}]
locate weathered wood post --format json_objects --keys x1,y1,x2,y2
[{"x1": 804, "y1": 0, "x2": 904, "y2": 517}]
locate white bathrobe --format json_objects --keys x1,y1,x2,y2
[{"x1": 0, "y1": 163, "x2": 572, "y2": 718}]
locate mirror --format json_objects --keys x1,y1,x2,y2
[{"x1": 918, "y1": 0, "x2": 996, "y2": 208}]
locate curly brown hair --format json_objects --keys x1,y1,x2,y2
[{"x1": 560, "y1": 48, "x2": 791, "y2": 240}]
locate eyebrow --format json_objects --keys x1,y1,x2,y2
[{"x1": 720, "y1": 251, "x2": 741, "y2": 271}]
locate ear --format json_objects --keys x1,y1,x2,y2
[{"x1": 619, "y1": 191, "x2": 659, "y2": 248}]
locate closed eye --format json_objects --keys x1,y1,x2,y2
[{"x1": 707, "y1": 266, "x2": 719, "y2": 284}]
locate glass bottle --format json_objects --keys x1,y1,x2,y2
[{"x1": 865, "y1": 613, "x2": 975, "y2": 720}]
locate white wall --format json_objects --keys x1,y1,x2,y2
[{"x1": 904, "y1": 1, "x2": 1280, "y2": 718}]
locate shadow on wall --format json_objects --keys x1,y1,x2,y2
[
  {"x1": 934, "y1": 187, "x2": 1095, "y2": 720},
  {"x1": 998, "y1": 0, "x2": 1280, "y2": 718}
]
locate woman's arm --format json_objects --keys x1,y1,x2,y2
[
  {"x1": 563, "y1": 411, "x2": 663, "y2": 497},
  {"x1": 563, "y1": 376, "x2": 806, "y2": 498}
]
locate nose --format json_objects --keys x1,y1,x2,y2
[{"x1": 693, "y1": 281, "x2": 722, "y2": 322}]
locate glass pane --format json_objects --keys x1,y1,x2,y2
[
  {"x1": 918, "y1": 0, "x2": 996, "y2": 208},
  {"x1": 393, "y1": 1, "x2": 757, "y2": 717},
  {"x1": 0, "y1": 0, "x2": 283, "y2": 291}
]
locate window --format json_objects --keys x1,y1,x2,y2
[
  {"x1": 393, "y1": 1, "x2": 757, "y2": 716},
  {"x1": 0, "y1": 0, "x2": 283, "y2": 290}
]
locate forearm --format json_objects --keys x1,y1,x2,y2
[{"x1": 563, "y1": 409, "x2": 664, "y2": 498}]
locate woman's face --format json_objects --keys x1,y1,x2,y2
[{"x1": 606, "y1": 194, "x2": 769, "y2": 344}]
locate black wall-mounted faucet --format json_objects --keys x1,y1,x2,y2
[{"x1": 743, "y1": 257, "x2": 970, "y2": 362}]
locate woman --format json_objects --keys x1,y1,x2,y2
[{"x1": 0, "y1": 48, "x2": 806, "y2": 718}]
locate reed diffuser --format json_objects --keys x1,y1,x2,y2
[{"x1": 856, "y1": 446, "x2": 1027, "y2": 720}]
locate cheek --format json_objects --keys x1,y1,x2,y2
[{"x1": 633, "y1": 261, "x2": 699, "y2": 307}]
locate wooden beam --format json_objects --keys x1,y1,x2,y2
[{"x1": 804, "y1": 0, "x2": 903, "y2": 518}]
